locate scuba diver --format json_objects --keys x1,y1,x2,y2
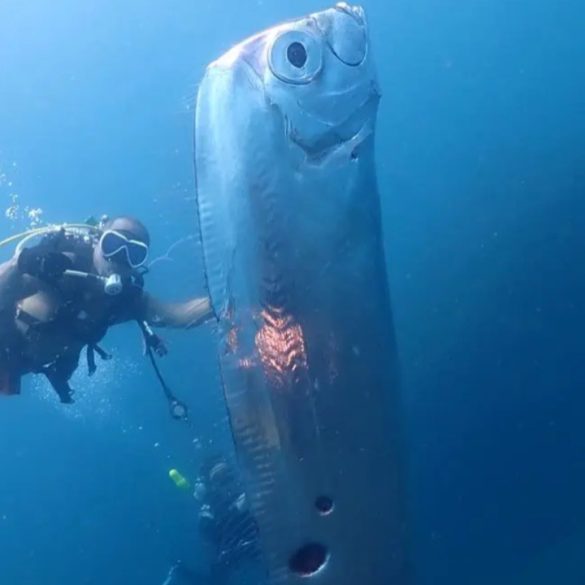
[
  {"x1": 163, "y1": 457, "x2": 260, "y2": 585},
  {"x1": 0, "y1": 215, "x2": 212, "y2": 413}
]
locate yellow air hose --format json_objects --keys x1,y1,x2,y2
[{"x1": 0, "y1": 223, "x2": 100, "y2": 252}]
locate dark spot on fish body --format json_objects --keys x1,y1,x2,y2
[
  {"x1": 289, "y1": 542, "x2": 329, "y2": 576},
  {"x1": 315, "y1": 495, "x2": 334, "y2": 515}
]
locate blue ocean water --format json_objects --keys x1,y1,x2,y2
[{"x1": 0, "y1": 1, "x2": 583, "y2": 584}]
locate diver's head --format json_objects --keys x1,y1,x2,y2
[
  {"x1": 94, "y1": 216, "x2": 150, "y2": 277},
  {"x1": 206, "y1": 460, "x2": 240, "y2": 504}
]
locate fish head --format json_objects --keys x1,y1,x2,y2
[
  {"x1": 226, "y1": 3, "x2": 379, "y2": 158},
  {"x1": 196, "y1": 4, "x2": 381, "y2": 317}
]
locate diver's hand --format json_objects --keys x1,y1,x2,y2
[{"x1": 18, "y1": 249, "x2": 72, "y2": 281}]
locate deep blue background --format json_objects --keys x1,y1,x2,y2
[{"x1": 0, "y1": 1, "x2": 584, "y2": 584}]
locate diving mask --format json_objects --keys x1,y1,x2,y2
[{"x1": 99, "y1": 230, "x2": 149, "y2": 268}]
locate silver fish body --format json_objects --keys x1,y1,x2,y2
[{"x1": 194, "y1": 4, "x2": 412, "y2": 584}]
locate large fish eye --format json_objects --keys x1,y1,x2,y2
[
  {"x1": 268, "y1": 29, "x2": 322, "y2": 84},
  {"x1": 287, "y1": 42, "x2": 307, "y2": 68}
]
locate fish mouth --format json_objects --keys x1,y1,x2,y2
[{"x1": 286, "y1": 89, "x2": 379, "y2": 160}]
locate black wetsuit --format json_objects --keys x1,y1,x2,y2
[
  {"x1": 164, "y1": 478, "x2": 260, "y2": 585},
  {"x1": 0, "y1": 229, "x2": 143, "y2": 402},
  {"x1": 199, "y1": 493, "x2": 260, "y2": 572}
]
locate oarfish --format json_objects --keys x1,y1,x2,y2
[{"x1": 194, "y1": 3, "x2": 413, "y2": 584}]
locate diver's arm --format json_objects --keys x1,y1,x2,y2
[
  {"x1": 140, "y1": 294, "x2": 213, "y2": 329},
  {"x1": 0, "y1": 257, "x2": 37, "y2": 315}
]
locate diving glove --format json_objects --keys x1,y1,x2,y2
[{"x1": 18, "y1": 248, "x2": 73, "y2": 281}]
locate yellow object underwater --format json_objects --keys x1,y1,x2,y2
[{"x1": 169, "y1": 468, "x2": 191, "y2": 491}]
